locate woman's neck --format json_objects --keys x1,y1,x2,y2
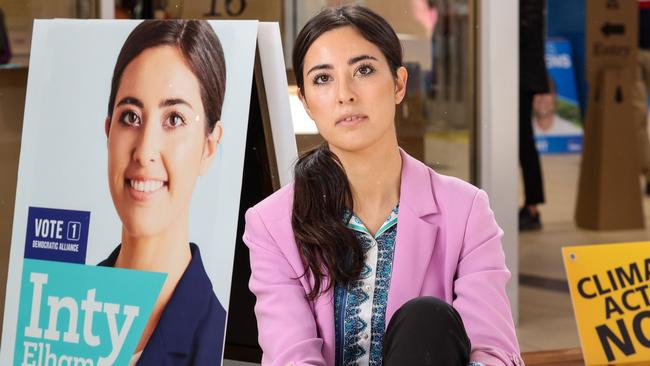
[
  {"x1": 330, "y1": 139, "x2": 402, "y2": 217},
  {"x1": 116, "y1": 225, "x2": 192, "y2": 353},
  {"x1": 116, "y1": 227, "x2": 191, "y2": 273}
]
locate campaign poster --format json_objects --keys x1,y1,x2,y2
[
  {"x1": 563, "y1": 242, "x2": 650, "y2": 365},
  {"x1": 0, "y1": 19, "x2": 259, "y2": 365},
  {"x1": 534, "y1": 38, "x2": 583, "y2": 154}
]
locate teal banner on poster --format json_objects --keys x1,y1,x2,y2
[{"x1": 14, "y1": 259, "x2": 165, "y2": 366}]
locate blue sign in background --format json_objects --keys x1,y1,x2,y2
[
  {"x1": 14, "y1": 259, "x2": 165, "y2": 366},
  {"x1": 547, "y1": 0, "x2": 587, "y2": 114},
  {"x1": 545, "y1": 39, "x2": 580, "y2": 106},
  {"x1": 536, "y1": 38, "x2": 583, "y2": 154},
  {"x1": 24, "y1": 207, "x2": 90, "y2": 264}
]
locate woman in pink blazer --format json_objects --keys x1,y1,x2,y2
[{"x1": 243, "y1": 5, "x2": 523, "y2": 366}]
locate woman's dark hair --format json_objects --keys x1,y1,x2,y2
[
  {"x1": 107, "y1": 20, "x2": 226, "y2": 133},
  {"x1": 291, "y1": 5, "x2": 403, "y2": 300}
]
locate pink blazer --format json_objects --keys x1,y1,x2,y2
[{"x1": 243, "y1": 150, "x2": 524, "y2": 366}]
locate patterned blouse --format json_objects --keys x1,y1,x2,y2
[
  {"x1": 334, "y1": 204, "x2": 399, "y2": 366},
  {"x1": 334, "y1": 205, "x2": 484, "y2": 366}
]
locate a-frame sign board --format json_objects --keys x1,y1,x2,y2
[{"x1": 0, "y1": 20, "x2": 296, "y2": 366}]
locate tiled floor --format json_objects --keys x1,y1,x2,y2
[{"x1": 516, "y1": 154, "x2": 650, "y2": 352}]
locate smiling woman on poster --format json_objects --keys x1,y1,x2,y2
[{"x1": 100, "y1": 19, "x2": 227, "y2": 365}]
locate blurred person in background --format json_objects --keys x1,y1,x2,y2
[{"x1": 519, "y1": 0, "x2": 553, "y2": 231}]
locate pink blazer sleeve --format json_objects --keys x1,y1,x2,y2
[
  {"x1": 243, "y1": 206, "x2": 327, "y2": 366},
  {"x1": 453, "y1": 190, "x2": 524, "y2": 366}
]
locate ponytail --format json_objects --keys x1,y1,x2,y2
[{"x1": 292, "y1": 143, "x2": 364, "y2": 300}]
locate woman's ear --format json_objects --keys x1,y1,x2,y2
[
  {"x1": 394, "y1": 66, "x2": 408, "y2": 104},
  {"x1": 297, "y1": 88, "x2": 314, "y2": 120},
  {"x1": 105, "y1": 117, "x2": 111, "y2": 138},
  {"x1": 199, "y1": 121, "x2": 222, "y2": 176}
]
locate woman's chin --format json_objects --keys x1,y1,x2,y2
[
  {"x1": 329, "y1": 138, "x2": 377, "y2": 154},
  {"x1": 120, "y1": 218, "x2": 165, "y2": 241}
]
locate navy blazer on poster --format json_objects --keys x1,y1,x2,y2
[{"x1": 100, "y1": 243, "x2": 226, "y2": 365}]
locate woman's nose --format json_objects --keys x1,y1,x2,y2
[
  {"x1": 132, "y1": 122, "x2": 159, "y2": 166},
  {"x1": 337, "y1": 78, "x2": 356, "y2": 104}
]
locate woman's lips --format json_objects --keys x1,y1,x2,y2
[
  {"x1": 126, "y1": 179, "x2": 167, "y2": 201},
  {"x1": 336, "y1": 114, "x2": 368, "y2": 127}
]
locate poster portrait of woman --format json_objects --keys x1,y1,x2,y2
[{"x1": 0, "y1": 18, "x2": 262, "y2": 365}]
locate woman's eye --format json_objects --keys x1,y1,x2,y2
[
  {"x1": 165, "y1": 113, "x2": 186, "y2": 128},
  {"x1": 119, "y1": 111, "x2": 140, "y2": 126},
  {"x1": 356, "y1": 64, "x2": 375, "y2": 76},
  {"x1": 313, "y1": 74, "x2": 331, "y2": 85}
]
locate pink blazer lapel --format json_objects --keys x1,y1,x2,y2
[{"x1": 386, "y1": 149, "x2": 439, "y2": 323}]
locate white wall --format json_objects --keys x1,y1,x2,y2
[
  {"x1": 99, "y1": 0, "x2": 114, "y2": 19},
  {"x1": 479, "y1": 0, "x2": 520, "y2": 322}
]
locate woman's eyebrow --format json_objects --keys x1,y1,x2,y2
[
  {"x1": 348, "y1": 54, "x2": 377, "y2": 65},
  {"x1": 116, "y1": 97, "x2": 143, "y2": 108},
  {"x1": 160, "y1": 98, "x2": 193, "y2": 109},
  {"x1": 306, "y1": 63, "x2": 332, "y2": 76},
  {"x1": 306, "y1": 55, "x2": 377, "y2": 76}
]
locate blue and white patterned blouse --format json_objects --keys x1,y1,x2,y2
[
  {"x1": 334, "y1": 204, "x2": 399, "y2": 366},
  {"x1": 334, "y1": 205, "x2": 484, "y2": 366}
]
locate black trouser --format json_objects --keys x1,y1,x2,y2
[
  {"x1": 382, "y1": 297, "x2": 471, "y2": 366},
  {"x1": 519, "y1": 90, "x2": 545, "y2": 206}
]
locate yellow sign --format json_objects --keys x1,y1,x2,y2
[{"x1": 563, "y1": 242, "x2": 650, "y2": 365}]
